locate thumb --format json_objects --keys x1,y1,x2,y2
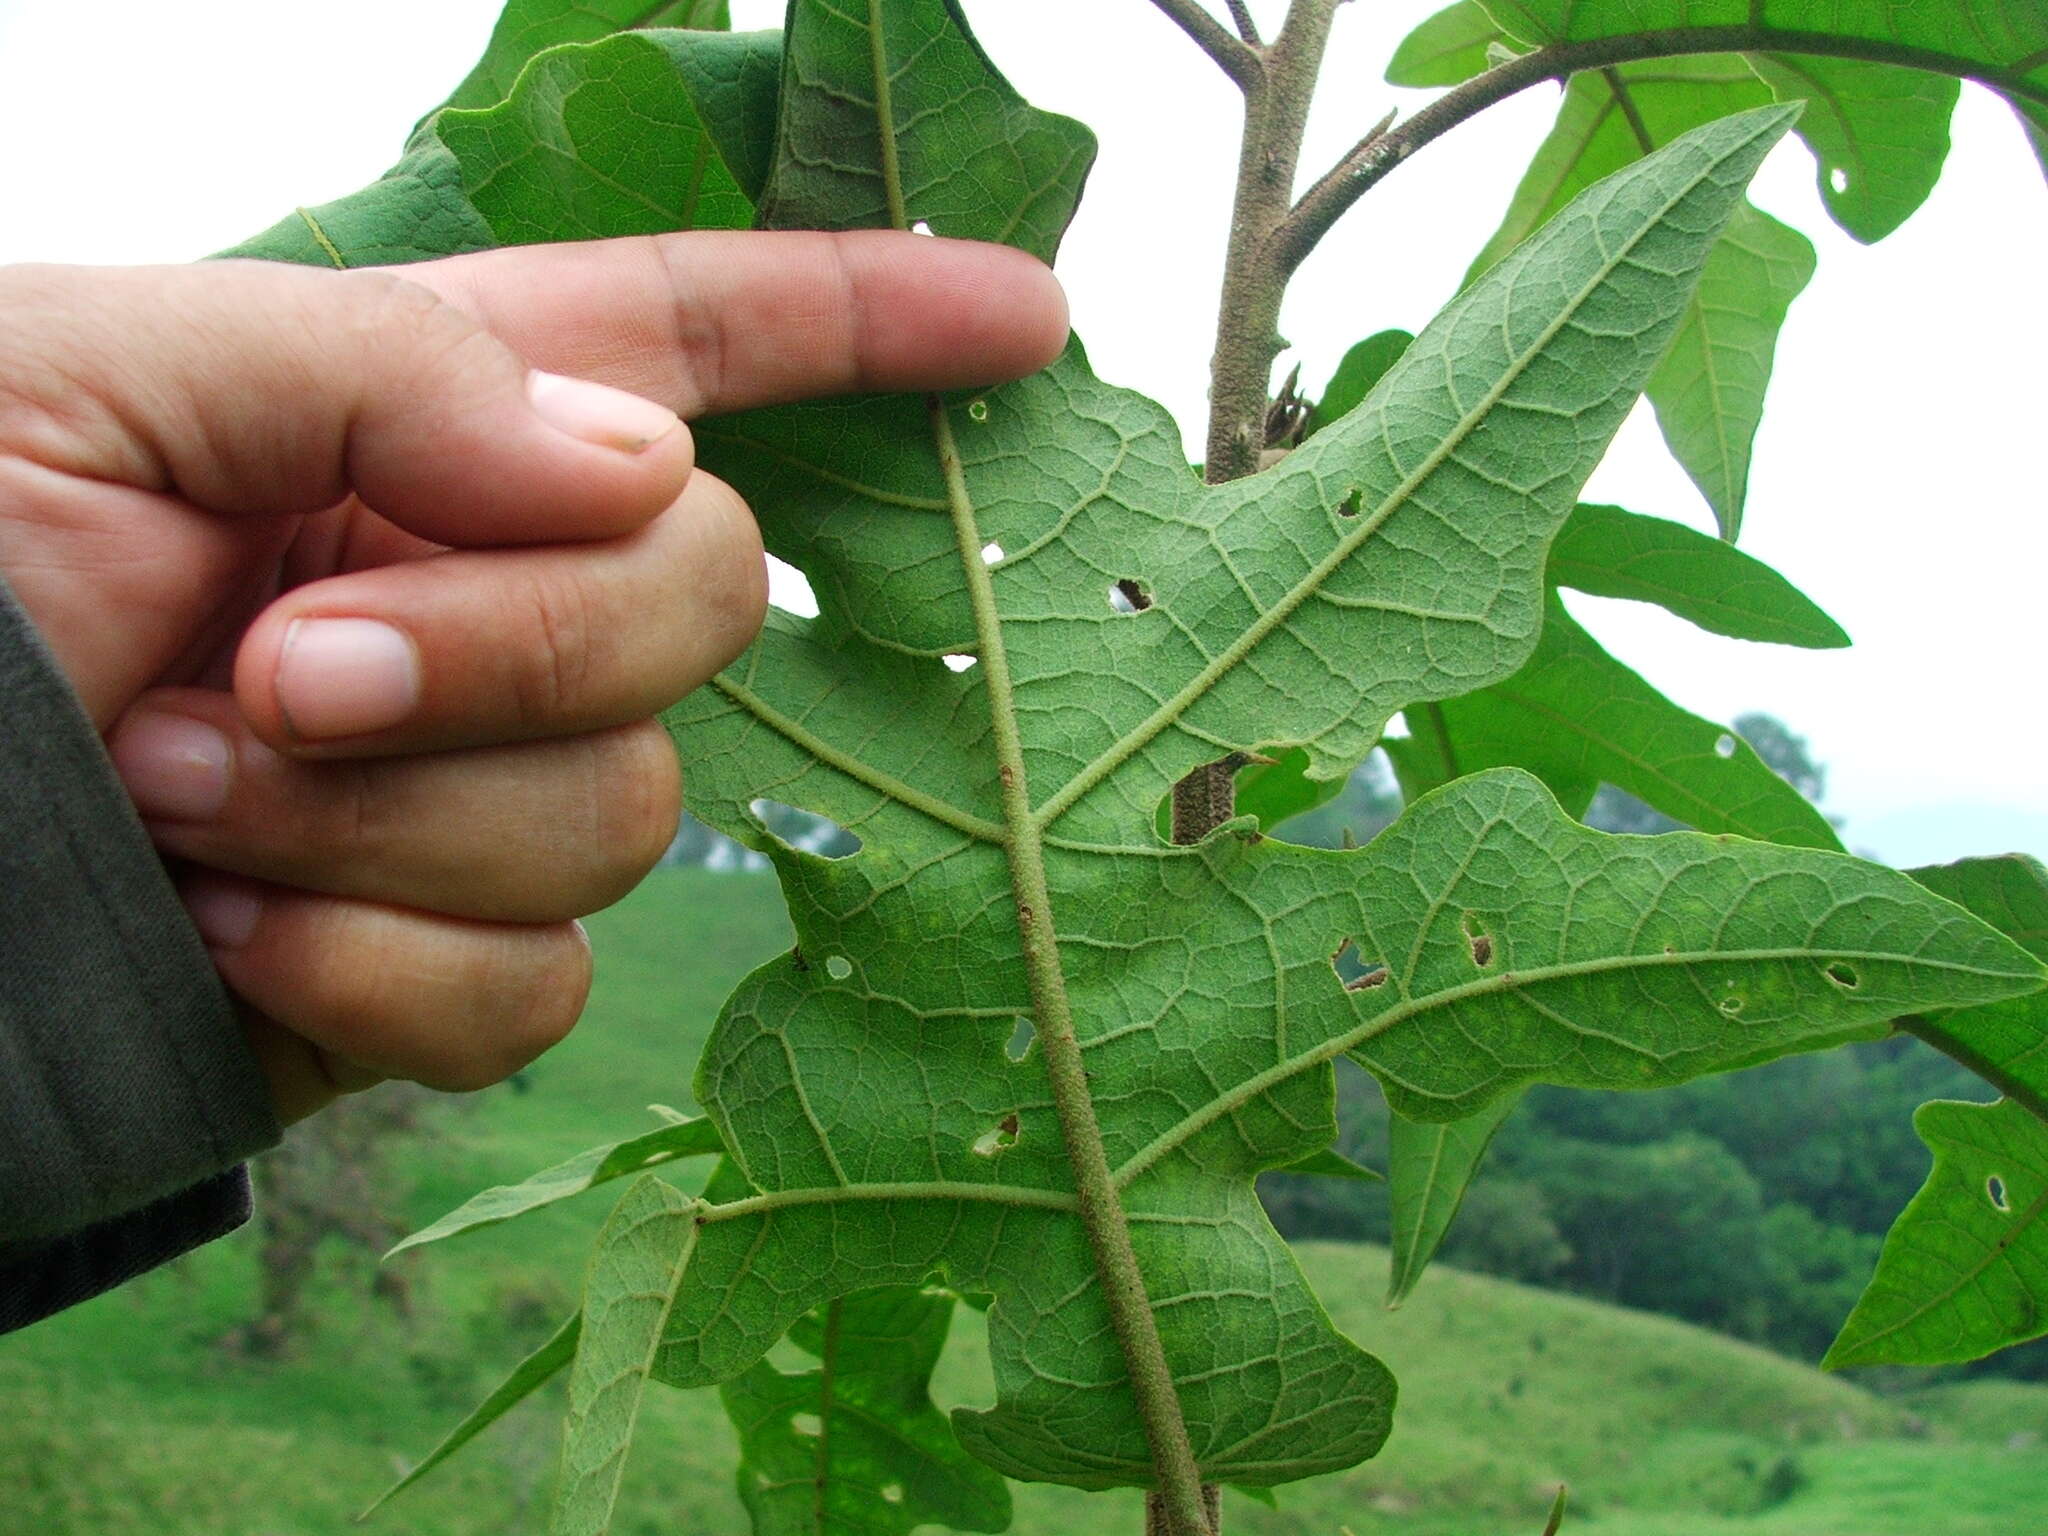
[{"x1": 0, "y1": 260, "x2": 696, "y2": 546}]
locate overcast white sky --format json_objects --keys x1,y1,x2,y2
[{"x1": 1, "y1": 0, "x2": 2042, "y2": 862}]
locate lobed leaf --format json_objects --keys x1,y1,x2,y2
[
  {"x1": 389, "y1": 1116, "x2": 725, "y2": 1258},
  {"x1": 1384, "y1": 1091, "x2": 1522, "y2": 1307},
  {"x1": 720, "y1": 1287, "x2": 1011, "y2": 1535},
  {"x1": 1824, "y1": 1097, "x2": 2048, "y2": 1367},
  {"x1": 1547, "y1": 502, "x2": 1847, "y2": 647},
  {"x1": 553, "y1": 1176, "x2": 700, "y2": 1536}
]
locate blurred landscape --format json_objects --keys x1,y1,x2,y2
[{"x1": 4, "y1": 866, "x2": 2045, "y2": 1535}]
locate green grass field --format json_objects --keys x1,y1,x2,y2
[{"x1": 4, "y1": 868, "x2": 2042, "y2": 1536}]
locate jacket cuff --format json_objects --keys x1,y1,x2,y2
[{"x1": 1, "y1": 572, "x2": 278, "y2": 1325}]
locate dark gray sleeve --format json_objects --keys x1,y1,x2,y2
[{"x1": 1, "y1": 572, "x2": 279, "y2": 1332}]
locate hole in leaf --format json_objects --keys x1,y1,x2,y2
[
  {"x1": 980, "y1": 540, "x2": 1003, "y2": 564},
  {"x1": 749, "y1": 800, "x2": 862, "y2": 858},
  {"x1": 943, "y1": 654, "x2": 979, "y2": 672},
  {"x1": 1007, "y1": 1016, "x2": 1036, "y2": 1061},
  {"x1": 1331, "y1": 938, "x2": 1389, "y2": 991},
  {"x1": 1989, "y1": 1175, "x2": 2011, "y2": 1212},
  {"x1": 766, "y1": 554, "x2": 820, "y2": 619},
  {"x1": 825, "y1": 954, "x2": 854, "y2": 982},
  {"x1": 1337, "y1": 487, "x2": 1362, "y2": 518},
  {"x1": 967, "y1": 399, "x2": 990, "y2": 424},
  {"x1": 973, "y1": 1113, "x2": 1020, "y2": 1156},
  {"x1": 1824, "y1": 961, "x2": 1860, "y2": 990},
  {"x1": 1109, "y1": 578, "x2": 1153, "y2": 613},
  {"x1": 911, "y1": 219, "x2": 934, "y2": 236},
  {"x1": 792, "y1": 1413, "x2": 822, "y2": 1437},
  {"x1": 1714, "y1": 733, "x2": 1737, "y2": 759},
  {"x1": 881, "y1": 1484, "x2": 905, "y2": 1504},
  {"x1": 1461, "y1": 913, "x2": 1494, "y2": 968},
  {"x1": 1830, "y1": 168, "x2": 1849, "y2": 194}
]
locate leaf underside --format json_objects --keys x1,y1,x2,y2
[{"x1": 236, "y1": 0, "x2": 2048, "y2": 1513}]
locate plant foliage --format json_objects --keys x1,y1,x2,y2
[{"x1": 234, "y1": 1, "x2": 2048, "y2": 1531}]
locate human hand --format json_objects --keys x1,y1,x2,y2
[{"x1": 0, "y1": 233, "x2": 1067, "y2": 1124}]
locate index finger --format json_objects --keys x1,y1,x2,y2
[{"x1": 403, "y1": 229, "x2": 1070, "y2": 420}]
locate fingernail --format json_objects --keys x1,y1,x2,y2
[
  {"x1": 527, "y1": 370, "x2": 679, "y2": 453},
  {"x1": 183, "y1": 878, "x2": 261, "y2": 949},
  {"x1": 108, "y1": 711, "x2": 231, "y2": 821},
  {"x1": 275, "y1": 618, "x2": 421, "y2": 741}
]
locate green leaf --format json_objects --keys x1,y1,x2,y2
[
  {"x1": 754, "y1": 0, "x2": 1096, "y2": 264},
  {"x1": 439, "y1": 0, "x2": 734, "y2": 114},
  {"x1": 1548, "y1": 503, "x2": 1847, "y2": 647},
  {"x1": 1274, "y1": 1147, "x2": 1384, "y2": 1182},
  {"x1": 1386, "y1": 1, "x2": 1516, "y2": 88},
  {"x1": 364, "y1": 1311, "x2": 582, "y2": 1517},
  {"x1": 1904, "y1": 856, "x2": 2048, "y2": 1119},
  {"x1": 1745, "y1": 54, "x2": 1957, "y2": 242},
  {"x1": 1824, "y1": 1097, "x2": 2048, "y2": 1367},
  {"x1": 1393, "y1": 595, "x2": 1843, "y2": 849},
  {"x1": 719, "y1": 1287, "x2": 1011, "y2": 1535},
  {"x1": 1645, "y1": 200, "x2": 1814, "y2": 539},
  {"x1": 656, "y1": 108, "x2": 1911, "y2": 1491},
  {"x1": 1302, "y1": 329, "x2": 1414, "y2": 439},
  {"x1": 553, "y1": 1176, "x2": 699, "y2": 1536},
  {"x1": 1384, "y1": 1092, "x2": 1521, "y2": 1307},
  {"x1": 224, "y1": 29, "x2": 777, "y2": 266},
  {"x1": 388, "y1": 1117, "x2": 725, "y2": 1258}
]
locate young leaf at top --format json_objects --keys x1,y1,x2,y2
[
  {"x1": 663, "y1": 76, "x2": 2042, "y2": 1490},
  {"x1": 224, "y1": 27, "x2": 777, "y2": 266},
  {"x1": 720, "y1": 1287, "x2": 1012, "y2": 1536}
]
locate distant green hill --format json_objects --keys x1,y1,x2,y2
[{"x1": 3, "y1": 869, "x2": 2042, "y2": 1536}]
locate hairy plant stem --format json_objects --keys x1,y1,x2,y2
[
  {"x1": 929, "y1": 398, "x2": 1215, "y2": 1536},
  {"x1": 1203, "y1": 0, "x2": 1345, "y2": 483}
]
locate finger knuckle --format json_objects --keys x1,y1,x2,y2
[{"x1": 591, "y1": 721, "x2": 684, "y2": 900}]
